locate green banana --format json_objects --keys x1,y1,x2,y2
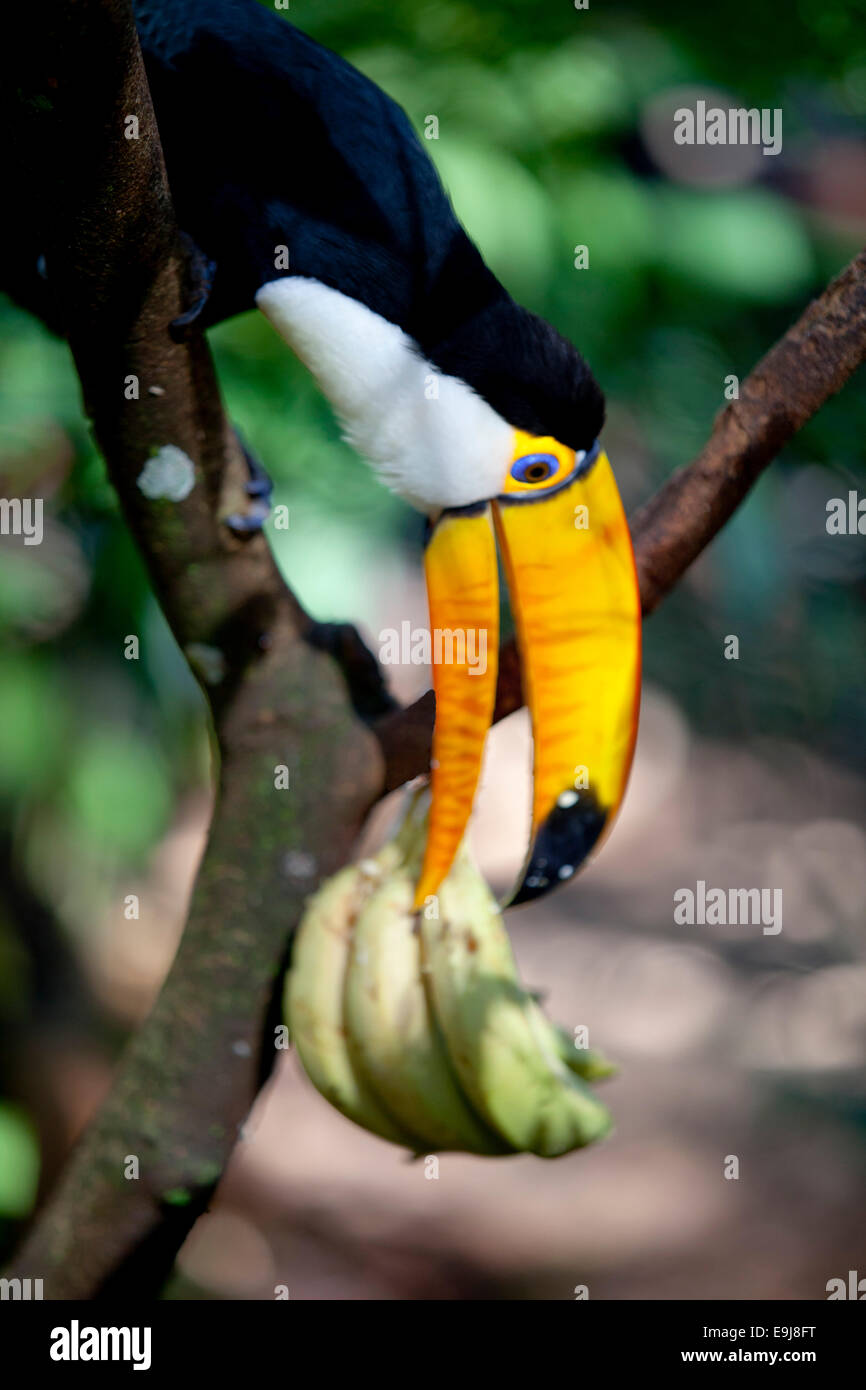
[
  {"x1": 284, "y1": 848, "x2": 426, "y2": 1150},
  {"x1": 286, "y1": 787, "x2": 615, "y2": 1159},
  {"x1": 420, "y1": 841, "x2": 613, "y2": 1157},
  {"x1": 343, "y1": 861, "x2": 511, "y2": 1155},
  {"x1": 551, "y1": 1026, "x2": 618, "y2": 1082}
]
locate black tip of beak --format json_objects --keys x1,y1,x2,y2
[{"x1": 509, "y1": 788, "x2": 608, "y2": 906}]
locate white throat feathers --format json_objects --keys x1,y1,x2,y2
[{"x1": 256, "y1": 276, "x2": 513, "y2": 512}]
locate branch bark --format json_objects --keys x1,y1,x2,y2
[
  {"x1": 5, "y1": 0, "x2": 866, "y2": 1300},
  {"x1": 5, "y1": 0, "x2": 383, "y2": 1298}
]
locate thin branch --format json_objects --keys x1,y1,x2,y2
[
  {"x1": 376, "y1": 247, "x2": 866, "y2": 791},
  {"x1": 631, "y1": 247, "x2": 866, "y2": 613}
]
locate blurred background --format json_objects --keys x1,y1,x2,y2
[{"x1": 1, "y1": 0, "x2": 865, "y2": 1298}]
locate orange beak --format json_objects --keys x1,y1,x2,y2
[{"x1": 413, "y1": 434, "x2": 641, "y2": 908}]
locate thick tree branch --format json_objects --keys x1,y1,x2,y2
[
  {"x1": 6, "y1": 0, "x2": 382, "y2": 1298},
  {"x1": 376, "y1": 248, "x2": 866, "y2": 791}
]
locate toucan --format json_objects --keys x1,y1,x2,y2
[{"x1": 14, "y1": 0, "x2": 643, "y2": 905}]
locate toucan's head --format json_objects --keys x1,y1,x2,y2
[
  {"x1": 256, "y1": 276, "x2": 642, "y2": 906},
  {"x1": 426, "y1": 297, "x2": 607, "y2": 459}
]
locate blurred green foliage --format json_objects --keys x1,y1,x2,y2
[
  {"x1": 0, "y1": 1103, "x2": 38, "y2": 1219},
  {"x1": 0, "y1": 0, "x2": 865, "y2": 1228}
]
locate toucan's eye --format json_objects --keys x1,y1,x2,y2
[
  {"x1": 501, "y1": 435, "x2": 577, "y2": 499},
  {"x1": 511, "y1": 453, "x2": 557, "y2": 485}
]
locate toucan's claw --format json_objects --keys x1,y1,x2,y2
[
  {"x1": 509, "y1": 787, "x2": 608, "y2": 905},
  {"x1": 224, "y1": 436, "x2": 274, "y2": 535},
  {"x1": 169, "y1": 232, "x2": 217, "y2": 342}
]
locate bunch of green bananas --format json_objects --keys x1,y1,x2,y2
[{"x1": 284, "y1": 793, "x2": 615, "y2": 1157}]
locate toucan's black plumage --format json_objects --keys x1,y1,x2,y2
[
  {"x1": 2, "y1": 0, "x2": 602, "y2": 448},
  {"x1": 0, "y1": 0, "x2": 578, "y2": 457},
  {"x1": 131, "y1": 0, "x2": 603, "y2": 451}
]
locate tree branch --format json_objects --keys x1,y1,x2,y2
[
  {"x1": 6, "y1": 0, "x2": 866, "y2": 1301},
  {"x1": 631, "y1": 247, "x2": 866, "y2": 613},
  {"x1": 375, "y1": 247, "x2": 866, "y2": 791},
  {"x1": 5, "y1": 0, "x2": 382, "y2": 1299}
]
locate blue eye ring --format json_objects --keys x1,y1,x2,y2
[
  {"x1": 496, "y1": 439, "x2": 602, "y2": 509},
  {"x1": 510, "y1": 452, "x2": 558, "y2": 485}
]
